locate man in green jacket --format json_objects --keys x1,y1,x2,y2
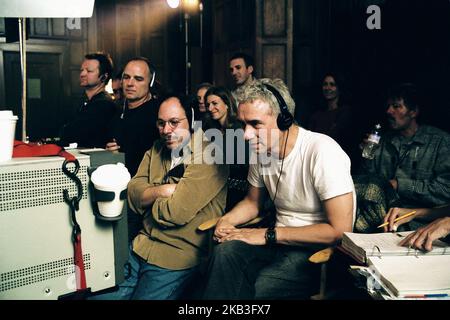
[{"x1": 91, "y1": 94, "x2": 228, "y2": 300}]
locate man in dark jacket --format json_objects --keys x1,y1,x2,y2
[{"x1": 59, "y1": 52, "x2": 116, "y2": 148}]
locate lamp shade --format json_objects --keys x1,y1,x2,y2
[{"x1": 0, "y1": 0, "x2": 95, "y2": 18}]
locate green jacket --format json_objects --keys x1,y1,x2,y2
[
  {"x1": 359, "y1": 125, "x2": 450, "y2": 208},
  {"x1": 128, "y1": 136, "x2": 229, "y2": 270}
]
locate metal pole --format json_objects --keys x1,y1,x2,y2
[
  {"x1": 184, "y1": 12, "x2": 190, "y2": 95},
  {"x1": 199, "y1": 2, "x2": 203, "y2": 48},
  {"x1": 18, "y1": 17, "x2": 27, "y2": 142}
]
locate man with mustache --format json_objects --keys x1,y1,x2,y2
[
  {"x1": 359, "y1": 83, "x2": 450, "y2": 230},
  {"x1": 92, "y1": 94, "x2": 228, "y2": 300}
]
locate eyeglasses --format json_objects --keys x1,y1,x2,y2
[{"x1": 156, "y1": 118, "x2": 187, "y2": 129}]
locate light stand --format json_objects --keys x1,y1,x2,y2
[
  {"x1": 18, "y1": 18, "x2": 27, "y2": 141},
  {"x1": 184, "y1": 12, "x2": 190, "y2": 95},
  {"x1": 166, "y1": 0, "x2": 201, "y2": 95}
]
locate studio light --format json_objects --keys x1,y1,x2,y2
[{"x1": 166, "y1": 0, "x2": 180, "y2": 9}]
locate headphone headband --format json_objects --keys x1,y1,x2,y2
[
  {"x1": 263, "y1": 83, "x2": 294, "y2": 131},
  {"x1": 150, "y1": 70, "x2": 156, "y2": 88}
]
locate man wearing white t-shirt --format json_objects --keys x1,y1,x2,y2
[{"x1": 203, "y1": 78, "x2": 356, "y2": 299}]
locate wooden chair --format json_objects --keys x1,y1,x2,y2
[
  {"x1": 197, "y1": 215, "x2": 265, "y2": 231},
  {"x1": 308, "y1": 247, "x2": 335, "y2": 300}
]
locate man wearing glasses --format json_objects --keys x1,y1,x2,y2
[{"x1": 92, "y1": 94, "x2": 229, "y2": 300}]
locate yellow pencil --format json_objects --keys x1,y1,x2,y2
[{"x1": 377, "y1": 210, "x2": 417, "y2": 229}]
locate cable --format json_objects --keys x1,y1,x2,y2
[
  {"x1": 120, "y1": 99, "x2": 126, "y2": 119},
  {"x1": 271, "y1": 127, "x2": 290, "y2": 204}
]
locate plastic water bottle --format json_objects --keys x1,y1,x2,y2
[{"x1": 362, "y1": 124, "x2": 381, "y2": 159}]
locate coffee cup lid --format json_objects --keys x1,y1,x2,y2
[
  {"x1": 91, "y1": 162, "x2": 131, "y2": 189},
  {"x1": 0, "y1": 110, "x2": 18, "y2": 121}
]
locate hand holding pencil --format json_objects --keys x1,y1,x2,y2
[{"x1": 380, "y1": 208, "x2": 417, "y2": 232}]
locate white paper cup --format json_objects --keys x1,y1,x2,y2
[
  {"x1": 0, "y1": 111, "x2": 18, "y2": 162},
  {"x1": 91, "y1": 163, "x2": 131, "y2": 218},
  {"x1": 93, "y1": 183, "x2": 128, "y2": 218}
]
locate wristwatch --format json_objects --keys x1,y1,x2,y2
[{"x1": 265, "y1": 226, "x2": 277, "y2": 245}]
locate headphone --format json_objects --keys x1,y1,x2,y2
[
  {"x1": 121, "y1": 57, "x2": 157, "y2": 89},
  {"x1": 150, "y1": 70, "x2": 156, "y2": 88},
  {"x1": 190, "y1": 107, "x2": 195, "y2": 131},
  {"x1": 119, "y1": 70, "x2": 156, "y2": 89},
  {"x1": 263, "y1": 84, "x2": 294, "y2": 131},
  {"x1": 99, "y1": 74, "x2": 108, "y2": 83},
  {"x1": 259, "y1": 84, "x2": 293, "y2": 210}
]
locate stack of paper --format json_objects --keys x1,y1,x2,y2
[
  {"x1": 342, "y1": 231, "x2": 450, "y2": 264},
  {"x1": 367, "y1": 255, "x2": 450, "y2": 298}
]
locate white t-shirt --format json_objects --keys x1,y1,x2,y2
[{"x1": 247, "y1": 127, "x2": 356, "y2": 227}]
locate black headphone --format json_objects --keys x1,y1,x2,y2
[
  {"x1": 263, "y1": 84, "x2": 294, "y2": 131},
  {"x1": 99, "y1": 74, "x2": 108, "y2": 83}
]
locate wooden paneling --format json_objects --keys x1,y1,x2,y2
[
  {"x1": 67, "y1": 19, "x2": 84, "y2": 39},
  {"x1": 70, "y1": 69, "x2": 82, "y2": 96},
  {"x1": 262, "y1": 45, "x2": 286, "y2": 80},
  {"x1": 52, "y1": 19, "x2": 66, "y2": 37},
  {"x1": 255, "y1": 0, "x2": 292, "y2": 88},
  {"x1": 263, "y1": 0, "x2": 286, "y2": 37},
  {"x1": 147, "y1": 35, "x2": 164, "y2": 66},
  {"x1": 34, "y1": 19, "x2": 49, "y2": 36},
  {"x1": 96, "y1": 1, "x2": 115, "y2": 57},
  {"x1": 140, "y1": 0, "x2": 168, "y2": 86},
  {"x1": 212, "y1": 0, "x2": 256, "y2": 87},
  {"x1": 0, "y1": 19, "x2": 5, "y2": 34},
  {"x1": 116, "y1": 4, "x2": 141, "y2": 68},
  {"x1": 214, "y1": 3, "x2": 225, "y2": 49},
  {"x1": 0, "y1": 42, "x2": 68, "y2": 140},
  {"x1": 69, "y1": 42, "x2": 84, "y2": 66},
  {"x1": 120, "y1": 38, "x2": 140, "y2": 62}
]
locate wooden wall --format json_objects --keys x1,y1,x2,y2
[
  {"x1": 210, "y1": 0, "x2": 256, "y2": 87},
  {"x1": 210, "y1": 0, "x2": 293, "y2": 90},
  {"x1": 255, "y1": 0, "x2": 293, "y2": 89},
  {"x1": 0, "y1": 0, "x2": 174, "y2": 140}
]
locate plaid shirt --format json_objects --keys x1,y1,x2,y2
[{"x1": 359, "y1": 125, "x2": 450, "y2": 208}]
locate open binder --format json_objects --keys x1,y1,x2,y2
[
  {"x1": 342, "y1": 231, "x2": 450, "y2": 264},
  {"x1": 367, "y1": 255, "x2": 450, "y2": 298}
]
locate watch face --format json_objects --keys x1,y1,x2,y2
[{"x1": 265, "y1": 228, "x2": 276, "y2": 244}]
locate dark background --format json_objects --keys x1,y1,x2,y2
[{"x1": 0, "y1": 0, "x2": 449, "y2": 142}]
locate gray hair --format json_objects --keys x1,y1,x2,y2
[{"x1": 235, "y1": 78, "x2": 295, "y2": 116}]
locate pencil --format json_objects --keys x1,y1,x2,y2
[{"x1": 377, "y1": 210, "x2": 417, "y2": 229}]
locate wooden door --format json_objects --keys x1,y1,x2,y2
[
  {"x1": 255, "y1": 0, "x2": 293, "y2": 89},
  {"x1": 4, "y1": 52, "x2": 63, "y2": 141}
]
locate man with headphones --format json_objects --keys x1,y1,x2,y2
[
  {"x1": 203, "y1": 78, "x2": 356, "y2": 299},
  {"x1": 91, "y1": 94, "x2": 228, "y2": 300},
  {"x1": 107, "y1": 57, "x2": 161, "y2": 177},
  {"x1": 59, "y1": 52, "x2": 116, "y2": 148},
  {"x1": 106, "y1": 57, "x2": 162, "y2": 240}
]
